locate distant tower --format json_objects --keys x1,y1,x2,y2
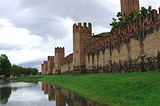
[
  {"x1": 121, "y1": 0, "x2": 139, "y2": 16},
  {"x1": 47, "y1": 56, "x2": 54, "y2": 75},
  {"x1": 41, "y1": 63, "x2": 44, "y2": 75},
  {"x1": 54, "y1": 47, "x2": 65, "y2": 74},
  {"x1": 44, "y1": 61, "x2": 48, "y2": 75},
  {"x1": 73, "y1": 22, "x2": 92, "y2": 73}
]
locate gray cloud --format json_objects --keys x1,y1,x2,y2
[
  {"x1": 0, "y1": 0, "x2": 114, "y2": 42},
  {"x1": 18, "y1": 58, "x2": 46, "y2": 70},
  {"x1": 0, "y1": 43, "x2": 25, "y2": 51}
]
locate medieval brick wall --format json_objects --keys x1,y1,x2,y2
[
  {"x1": 60, "y1": 53, "x2": 73, "y2": 73},
  {"x1": 85, "y1": 9, "x2": 160, "y2": 73},
  {"x1": 52, "y1": 67, "x2": 55, "y2": 74},
  {"x1": 41, "y1": 7, "x2": 160, "y2": 75}
]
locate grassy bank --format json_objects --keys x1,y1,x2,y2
[{"x1": 10, "y1": 72, "x2": 160, "y2": 105}]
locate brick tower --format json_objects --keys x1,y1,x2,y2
[
  {"x1": 54, "y1": 47, "x2": 65, "y2": 74},
  {"x1": 73, "y1": 22, "x2": 92, "y2": 73},
  {"x1": 44, "y1": 61, "x2": 48, "y2": 75},
  {"x1": 47, "y1": 56, "x2": 54, "y2": 75},
  {"x1": 121, "y1": 0, "x2": 139, "y2": 16},
  {"x1": 41, "y1": 63, "x2": 44, "y2": 74}
]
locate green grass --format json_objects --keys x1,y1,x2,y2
[{"x1": 9, "y1": 72, "x2": 160, "y2": 106}]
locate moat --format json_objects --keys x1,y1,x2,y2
[{"x1": 0, "y1": 80, "x2": 108, "y2": 106}]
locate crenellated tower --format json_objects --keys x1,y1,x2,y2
[
  {"x1": 41, "y1": 63, "x2": 44, "y2": 74},
  {"x1": 47, "y1": 56, "x2": 54, "y2": 75},
  {"x1": 44, "y1": 61, "x2": 48, "y2": 75},
  {"x1": 54, "y1": 47, "x2": 65, "y2": 74},
  {"x1": 73, "y1": 22, "x2": 92, "y2": 73},
  {"x1": 121, "y1": 0, "x2": 139, "y2": 17}
]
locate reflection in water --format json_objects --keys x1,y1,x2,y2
[
  {"x1": 1, "y1": 87, "x2": 12, "y2": 104},
  {"x1": 0, "y1": 80, "x2": 37, "y2": 105},
  {"x1": 0, "y1": 80, "x2": 22, "y2": 105},
  {"x1": 42, "y1": 82, "x2": 108, "y2": 106},
  {"x1": 0, "y1": 81, "x2": 108, "y2": 106}
]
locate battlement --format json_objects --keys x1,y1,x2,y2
[
  {"x1": 86, "y1": 8, "x2": 160, "y2": 53},
  {"x1": 55, "y1": 47, "x2": 65, "y2": 53},
  {"x1": 48, "y1": 56, "x2": 54, "y2": 61},
  {"x1": 73, "y1": 22, "x2": 92, "y2": 34},
  {"x1": 44, "y1": 61, "x2": 48, "y2": 64},
  {"x1": 60, "y1": 53, "x2": 73, "y2": 65}
]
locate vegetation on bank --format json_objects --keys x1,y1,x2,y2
[
  {"x1": 10, "y1": 72, "x2": 160, "y2": 106},
  {"x1": 0, "y1": 54, "x2": 11, "y2": 77},
  {"x1": 10, "y1": 65, "x2": 38, "y2": 76},
  {"x1": 0, "y1": 54, "x2": 38, "y2": 78}
]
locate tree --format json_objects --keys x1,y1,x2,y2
[
  {"x1": 10, "y1": 65, "x2": 38, "y2": 76},
  {"x1": 32, "y1": 68, "x2": 38, "y2": 75},
  {"x1": 1, "y1": 54, "x2": 11, "y2": 77},
  {"x1": 0, "y1": 56, "x2": 2, "y2": 75},
  {"x1": 140, "y1": 7, "x2": 148, "y2": 16}
]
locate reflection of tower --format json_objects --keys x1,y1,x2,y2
[
  {"x1": 44, "y1": 83, "x2": 48, "y2": 94},
  {"x1": 120, "y1": 0, "x2": 139, "y2": 16},
  {"x1": 42, "y1": 82, "x2": 44, "y2": 90},
  {"x1": 74, "y1": 95, "x2": 87, "y2": 106},
  {"x1": 54, "y1": 47, "x2": 65, "y2": 74},
  {"x1": 47, "y1": 56, "x2": 54, "y2": 75},
  {"x1": 55, "y1": 87, "x2": 65, "y2": 106},
  {"x1": 48, "y1": 84, "x2": 55, "y2": 101},
  {"x1": 73, "y1": 23, "x2": 92, "y2": 73}
]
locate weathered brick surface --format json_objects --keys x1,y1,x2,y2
[
  {"x1": 44, "y1": 61, "x2": 48, "y2": 75},
  {"x1": 41, "y1": 64, "x2": 44, "y2": 74},
  {"x1": 121, "y1": 0, "x2": 139, "y2": 16},
  {"x1": 47, "y1": 56, "x2": 54, "y2": 75},
  {"x1": 73, "y1": 23, "x2": 92, "y2": 72},
  {"x1": 54, "y1": 47, "x2": 64, "y2": 74},
  {"x1": 144, "y1": 30, "x2": 160, "y2": 57},
  {"x1": 94, "y1": 54, "x2": 98, "y2": 67},
  {"x1": 60, "y1": 53, "x2": 73, "y2": 73}
]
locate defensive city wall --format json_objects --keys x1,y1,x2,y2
[{"x1": 41, "y1": 8, "x2": 160, "y2": 75}]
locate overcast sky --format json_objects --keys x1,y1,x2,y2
[{"x1": 0, "y1": 0, "x2": 159, "y2": 71}]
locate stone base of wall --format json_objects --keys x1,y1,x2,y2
[
  {"x1": 54, "y1": 70, "x2": 61, "y2": 75},
  {"x1": 86, "y1": 51, "x2": 160, "y2": 73},
  {"x1": 61, "y1": 71, "x2": 73, "y2": 75},
  {"x1": 72, "y1": 65, "x2": 86, "y2": 75}
]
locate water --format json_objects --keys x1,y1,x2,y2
[{"x1": 0, "y1": 80, "x2": 108, "y2": 106}]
